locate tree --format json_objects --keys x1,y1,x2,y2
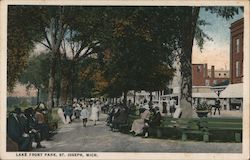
[
  {"x1": 103, "y1": 7, "x2": 178, "y2": 104},
  {"x1": 57, "y1": 7, "x2": 113, "y2": 104},
  {"x1": 19, "y1": 53, "x2": 50, "y2": 104},
  {"x1": 7, "y1": 6, "x2": 44, "y2": 92}
]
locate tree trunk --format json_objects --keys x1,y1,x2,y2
[
  {"x1": 179, "y1": 7, "x2": 200, "y2": 118},
  {"x1": 47, "y1": 54, "x2": 57, "y2": 109},
  {"x1": 133, "y1": 90, "x2": 136, "y2": 104},
  {"x1": 123, "y1": 90, "x2": 128, "y2": 106},
  {"x1": 59, "y1": 74, "x2": 70, "y2": 105},
  {"x1": 149, "y1": 91, "x2": 153, "y2": 107},
  {"x1": 37, "y1": 88, "x2": 40, "y2": 105}
]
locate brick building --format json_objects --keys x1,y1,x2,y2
[
  {"x1": 230, "y1": 18, "x2": 244, "y2": 84},
  {"x1": 192, "y1": 64, "x2": 229, "y2": 86}
]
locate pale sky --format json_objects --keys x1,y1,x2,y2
[{"x1": 192, "y1": 7, "x2": 244, "y2": 70}]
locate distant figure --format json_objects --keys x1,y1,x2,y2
[
  {"x1": 89, "y1": 101, "x2": 99, "y2": 125},
  {"x1": 58, "y1": 106, "x2": 67, "y2": 124},
  {"x1": 169, "y1": 98, "x2": 176, "y2": 116},
  {"x1": 80, "y1": 104, "x2": 89, "y2": 127},
  {"x1": 214, "y1": 99, "x2": 221, "y2": 115},
  {"x1": 64, "y1": 104, "x2": 73, "y2": 124}
]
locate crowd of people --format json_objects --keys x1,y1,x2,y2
[
  {"x1": 7, "y1": 97, "x2": 181, "y2": 151},
  {"x1": 106, "y1": 99, "x2": 163, "y2": 138},
  {"x1": 7, "y1": 102, "x2": 50, "y2": 151},
  {"x1": 57, "y1": 98, "x2": 103, "y2": 127}
]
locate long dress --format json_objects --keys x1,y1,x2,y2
[
  {"x1": 89, "y1": 105, "x2": 99, "y2": 121},
  {"x1": 57, "y1": 108, "x2": 67, "y2": 124},
  {"x1": 130, "y1": 109, "x2": 151, "y2": 135}
]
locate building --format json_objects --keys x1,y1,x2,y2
[
  {"x1": 230, "y1": 18, "x2": 244, "y2": 84},
  {"x1": 218, "y1": 18, "x2": 244, "y2": 111},
  {"x1": 192, "y1": 64, "x2": 229, "y2": 86}
]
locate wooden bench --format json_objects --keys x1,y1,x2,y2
[{"x1": 199, "y1": 118, "x2": 242, "y2": 142}]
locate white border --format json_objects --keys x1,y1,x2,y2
[{"x1": 0, "y1": 0, "x2": 249, "y2": 160}]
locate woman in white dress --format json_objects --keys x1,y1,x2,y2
[
  {"x1": 57, "y1": 107, "x2": 67, "y2": 124},
  {"x1": 89, "y1": 101, "x2": 99, "y2": 125}
]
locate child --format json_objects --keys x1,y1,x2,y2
[{"x1": 80, "y1": 103, "x2": 89, "y2": 127}]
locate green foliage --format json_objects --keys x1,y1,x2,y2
[
  {"x1": 19, "y1": 53, "x2": 50, "y2": 90},
  {"x1": 195, "y1": 101, "x2": 211, "y2": 111},
  {"x1": 7, "y1": 6, "x2": 44, "y2": 91}
]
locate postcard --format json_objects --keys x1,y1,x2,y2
[{"x1": 0, "y1": 0, "x2": 249, "y2": 159}]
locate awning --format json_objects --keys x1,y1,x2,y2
[
  {"x1": 220, "y1": 83, "x2": 243, "y2": 98},
  {"x1": 192, "y1": 92, "x2": 218, "y2": 98}
]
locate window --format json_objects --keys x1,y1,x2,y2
[
  {"x1": 197, "y1": 65, "x2": 201, "y2": 72},
  {"x1": 236, "y1": 61, "x2": 241, "y2": 77},
  {"x1": 236, "y1": 38, "x2": 240, "y2": 53},
  {"x1": 224, "y1": 73, "x2": 227, "y2": 76},
  {"x1": 219, "y1": 73, "x2": 221, "y2": 76},
  {"x1": 213, "y1": 80, "x2": 218, "y2": 85},
  {"x1": 205, "y1": 80, "x2": 210, "y2": 86},
  {"x1": 203, "y1": 65, "x2": 206, "y2": 78}
]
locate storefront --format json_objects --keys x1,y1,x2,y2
[{"x1": 220, "y1": 83, "x2": 243, "y2": 110}]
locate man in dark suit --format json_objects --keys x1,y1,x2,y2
[
  {"x1": 143, "y1": 107, "x2": 162, "y2": 138},
  {"x1": 25, "y1": 108, "x2": 45, "y2": 148},
  {"x1": 7, "y1": 108, "x2": 32, "y2": 151}
]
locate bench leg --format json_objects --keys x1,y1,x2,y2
[
  {"x1": 235, "y1": 133, "x2": 241, "y2": 142},
  {"x1": 203, "y1": 134, "x2": 209, "y2": 142},
  {"x1": 182, "y1": 133, "x2": 187, "y2": 141},
  {"x1": 156, "y1": 129, "x2": 162, "y2": 138}
]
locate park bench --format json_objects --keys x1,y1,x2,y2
[
  {"x1": 150, "y1": 118, "x2": 208, "y2": 141},
  {"x1": 118, "y1": 114, "x2": 139, "y2": 133},
  {"x1": 198, "y1": 118, "x2": 242, "y2": 142}
]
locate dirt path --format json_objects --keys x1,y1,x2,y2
[{"x1": 34, "y1": 114, "x2": 242, "y2": 153}]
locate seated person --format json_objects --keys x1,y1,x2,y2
[
  {"x1": 143, "y1": 107, "x2": 162, "y2": 138},
  {"x1": 35, "y1": 108, "x2": 50, "y2": 140},
  {"x1": 130, "y1": 107, "x2": 151, "y2": 136},
  {"x1": 106, "y1": 105, "x2": 115, "y2": 126},
  {"x1": 111, "y1": 106, "x2": 129, "y2": 131},
  {"x1": 7, "y1": 108, "x2": 32, "y2": 151},
  {"x1": 24, "y1": 108, "x2": 45, "y2": 148}
]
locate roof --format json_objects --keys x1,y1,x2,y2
[
  {"x1": 192, "y1": 92, "x2": 218, "y2": 98},
  {"x1": 220, "y1": 83, "x2": 243, "y2": 98}
]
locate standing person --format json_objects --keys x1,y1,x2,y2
[
  {"x1": 169, "y1": 98, "x2": 176, "y2": 117},
  {"x1": 96, "y1": 101, "x2": 101, "y2": 121},
  {"x1": 80, "y1": 103, "x2": 89, "y2": 127},
  {"x1": 89, "y1": 101, "x2": 99, "y2": 126},
  {"x1": 64, "y1": 103, "x2": 73, "y2": 123},
  {"x1": 214, "y1": 99, "x2": 221, "y2": 115}
]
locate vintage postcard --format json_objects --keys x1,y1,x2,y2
[{"x1": 0, "y1": 0, "x2": 249, "y2": 160}]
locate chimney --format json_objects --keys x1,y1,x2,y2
[{"x1": 211, "y1": 66, "x2": 215, "y2": 79}]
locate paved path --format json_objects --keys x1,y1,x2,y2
[{"x1": 34, "y1": 114, "x2": 242, "y2": 153}]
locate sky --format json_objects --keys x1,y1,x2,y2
[{"x1": 192, "y1": 7, "x2": 244, "y2": 70}]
